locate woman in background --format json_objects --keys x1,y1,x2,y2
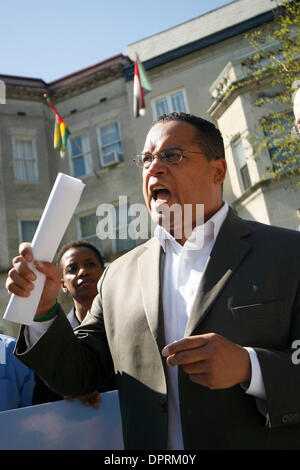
[{"x1": 32, "y1": 240, "x2": 115, "y2": 407}]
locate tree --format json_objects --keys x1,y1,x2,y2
[{"x1": 229, "y1": 0, "x2": 300, "y2": 182}]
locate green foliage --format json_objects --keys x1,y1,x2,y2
[
  {"x1": 230, "y1": 0, "x2": 300, "y2": 182},
  {"x1": 243, "y1": 0, "x2": 299, "y2": 102}
]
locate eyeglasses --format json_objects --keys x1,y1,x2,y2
[{"x1": 133, "y1": 149, "x2": 212, "y2": 169}]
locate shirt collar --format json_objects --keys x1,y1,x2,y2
[{"x1": 154, "y1": 201, "x2": 229, "y2": 252}]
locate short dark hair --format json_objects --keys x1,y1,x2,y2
[
  {"x1": 153, "y1": 112, "x2": 225, "y2": 161},
  {"x1": 56, "y1": 240, "x2": 104, "y2": 270}
]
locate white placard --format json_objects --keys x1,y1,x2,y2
[{"x1": 3, "y1": 173, "x2": 85, "y2": 325}]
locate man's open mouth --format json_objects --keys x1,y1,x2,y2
[{"x1": 152, "y1": 187, "x2": 171, "y2": 203}]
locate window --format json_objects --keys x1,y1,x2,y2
[
  {"x1": 78, "y1": 212, "x2": 102, "y2": 251},
  {"x1": 78, "y1": 203, "x2": 136, "y2": 261},
  {"x1": 152, "y1": 89, "x2": 188, "y2": 119},
  {"x1": 97, "y1": 121, "x2": 123, "y2": 167},
  {"x1": 19, "y1": 220, "x2": 39, "y2": 242},
  {"x1": 114, "y1": 201, "x2": 136, "y2": 254},
  {"x1": 12, "y1": 137, "x2": 38, "y2": 182},
  {"x1": 263, "y1": 112, "x2": 299, "y2": 174},
  {"x1": 69, "y1": 133, "x2": 93, "y2": 178},
  {"x1": 231, "y1": 137, "x2": 251, "y2": 191}
]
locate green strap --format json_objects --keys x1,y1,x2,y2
[{"x1": 33, "y1": 300, "x2": 58, "y2": 322}]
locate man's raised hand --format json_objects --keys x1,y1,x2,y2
[{"x1": 6, "y1": 242, "x2": 61, "y2": 318}]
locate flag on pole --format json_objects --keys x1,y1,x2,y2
[
  {"x1": 47, "y1": 99, "x2": 70, "y2": 157},
  {"x1": 133, "y1": 55, "x2": 151, "y2": 118}
]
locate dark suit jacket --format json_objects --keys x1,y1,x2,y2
[
  {"x1": 15, "y1": 209, "x2": 300, "y2": 449},
  {"x1": 32, "y1": 309, "x2": 81, "y2": 405},
  {"x1": 32, "y1": 308, "x2": 116, "y2": 405}
]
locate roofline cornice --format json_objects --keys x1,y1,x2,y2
[
  {"x1": 0, "y1": 55, "x2": 132, "y2": 102},
  {"x1": 123, "y1": 10, "x2": 275, "y2": 81}
]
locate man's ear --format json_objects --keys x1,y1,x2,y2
[
  {"x1": 61, "y1": 278, "x2": 68, "y2": 293},
  {"x1": 212, "y1": 158, "x2": 227, "y2": 185}
]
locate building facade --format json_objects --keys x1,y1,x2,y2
[{"x1": 0, "y1": 0, "x2": 299, "y2": 336}]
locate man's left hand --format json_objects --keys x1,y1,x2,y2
[
  {"x1": 64, "y1": 392, "x2": 101, "y2": 409},
  {"x1": 162, "y1": 333, "x2": 251, "y2": 389}
]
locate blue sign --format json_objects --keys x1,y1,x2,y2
[{"x1": 0, "y1": 390, "x2": 124, "y2": 450}]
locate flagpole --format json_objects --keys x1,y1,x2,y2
[{"x1": 43, "y1": 93, "x2": 99, "y2": 179}]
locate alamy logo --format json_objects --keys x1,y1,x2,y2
[
  {"x1": 0, "y1": 80, "x2": 5, "y2": 104},
  {"x1": 291, "y1": 340, "x2": 300, "y2": 365},
  {"x1": 95, "y1": 196, "x2": 205, "y2": 249}
]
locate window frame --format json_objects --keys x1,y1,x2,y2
[
  {"x1": 77, "y1": 211, "x2": 100, "y2": 245},
  {"x1": 12, "y1": 135, "x2": 39, "y2": 182},
  {"x1": 231, "y1": 136, "x2": 251, "y2": 192},
  {"x1": 97, "y1": 120, "x2": 123, "y2": 168},
  {"x1": 67, "y1": 131, "x2": 93, "y2": 178},
  {"x1": 151, "y1": 88, "x2": 189, "y2": 120},
  {"x1": 18, "y1": 219, "x2": 39, "y2": 243},
  {"x1": 77, "y1": 202, "x2": 136, "y2": 261}
]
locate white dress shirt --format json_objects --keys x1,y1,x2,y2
[{"x1": 154, "y1": 201, "x2": 266, "y2": 450}]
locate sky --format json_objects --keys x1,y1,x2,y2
[{"x1": 0, "y1": 0, "x2": 235, "y2": 83}]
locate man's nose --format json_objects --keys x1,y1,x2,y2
[{"x1": 146, "y1": 155, "x2": 168, "y2": 174}]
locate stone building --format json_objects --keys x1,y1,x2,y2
[
  {"x1": 0, "y1": 0, "x2": 299, "y2": 336},
  {"x1": 0, "y1": 55, "x2": 143, "y2": 336}
]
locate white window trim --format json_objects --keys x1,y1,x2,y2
[
  {"x1": 151, "y1": 88, "x2": 189, "y2": 120},
  {"x1": 12, "y1": 135, "x2": 39, "y2": 182},
  {"x1": 231, "y1": 136, "x2": 251, "y2": 193},
  {"x1": 67, "y1": 131, "x2": 93, "y2": 178},
  {"x1": 97, "y1": 120, "x2": 123, "y2": 168}
]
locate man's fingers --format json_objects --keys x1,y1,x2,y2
[
  {"x1": 79, "y1": 392, "x2": 101, "y2": 408},
  {"x1": 162, "y1": 334, "x2": 211, "y2": 358},
  {"x1": 6, "y1": 281, "x2": 32, "y2": 297},
  {"x1": 63, "y1": 393, "x2": 101, "y2": 409},
  {"x1": 12, "y1": 255, "x2": 37, "y2": 279},
  {"x1": 6, "y1": 268, "x2": 35, "y2": 295},
  {"x1": 19, "y1": 242, "x2": 34, "y2": 262},
  {"x1": 165, "y1": 346, "x2": 210, "y2": 366},
  {"x1": 64, "y1": 396, "x2": 75, "y2": 402}
]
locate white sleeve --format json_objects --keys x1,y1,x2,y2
[
  {"x1": 24, "y1": 317, "x2": 56, "y2": 348},
  {"x1": 241, "y1": 347, "x2": 267, "y2": 400}
]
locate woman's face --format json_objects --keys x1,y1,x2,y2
[{"x1": 60, "y1": 246, "x2": 104, "y2": 305}]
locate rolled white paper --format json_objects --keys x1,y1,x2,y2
[{"x1": 4, "y1": 173, "x2": 85, "y2": 325}]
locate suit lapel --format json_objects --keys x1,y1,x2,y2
[
  {"x1": 138, "y1": 238, "x2": 165, "y2": 352},
  {"x1": 185, "y1": 209, "x2": 252, "y2": 337}
]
